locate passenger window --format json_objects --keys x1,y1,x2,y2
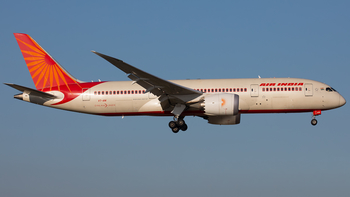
[
  {"x1": 244, "y1": 88, "x2": 247, "y2": 92},
  {"x1": 98, "y1": 91, "x2": 100, "y2": 95},
  {"x1": 262, "y1": 88, "x2": 265, "y2": 91}
]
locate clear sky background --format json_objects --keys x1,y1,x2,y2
[{"x1": 0, "y1": 1, "x2": 349, "y2": 196}]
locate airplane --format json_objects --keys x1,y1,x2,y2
[{"x1": 5, "y1": 33, "x2": 346, "y2": 133}]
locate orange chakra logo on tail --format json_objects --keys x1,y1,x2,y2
[{"x1": 14, "y1": 33, "x2": 80, "y2": 92}]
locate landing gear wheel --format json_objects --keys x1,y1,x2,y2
[
  {"x1": 169, "y1": 121, "x2": 177, "y2": 128},
  {"x1": 180, "y1": 124, "x2": 188, "y2": 131},
  {"x1": 177, "y1": 119, "x2": 185, "y2": 127},
  {"x1": 169, "y1": 117, "x2": 187, "y2": 133},
  {"x1": 172, "y1": 127, "x2": 180, "y2": 133},
  {"x1": 311, "y1": 119, "x2": 317, "y2": 126}
]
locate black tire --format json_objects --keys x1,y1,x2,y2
[
  {"x1": 169, "y1": 121, "x2": 177, "y2": 128},
  {"x1": 180, "y1": 124, "x2": 188, "y2": 131},
  {"x1": 311, "y1": 119, "x2": 317, "y2": 126},
  {"x1": 177, "y1": 119, "x2": 185, "y2": 127},
  {"x1": 172, "y1": 127, "x2": 180, "y2": 133}
]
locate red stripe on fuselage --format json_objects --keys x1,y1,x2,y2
[
  {"x1": 51, "y1": 82, "x2": 104, "y2": 105},
  {"x1": 94, "y1": 109, "x2": 321, "y2": 117},
  {"x1": 239, "y1": 109, "x2": 320, "y2": 113},
  {"x1": 95, "y1": 110, "x2": 205, "y2": 117}
]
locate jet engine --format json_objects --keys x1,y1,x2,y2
[
  {"x1": 200, "y1": 93, "x2": 240, "y2": 125},
  {"x1": 201, "y1": 93, "x2": 239, "y2": 116}
]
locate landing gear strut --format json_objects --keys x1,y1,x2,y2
[{"x1": 169, "y1": 117, "x2": 188, "y2": 133}]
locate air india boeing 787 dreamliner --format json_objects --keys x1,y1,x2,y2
[{"x1": 5, "y1": 33, "x2": 346, "y2": 133}]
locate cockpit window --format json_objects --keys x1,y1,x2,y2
[{"x1": 326, "y1": 87, "x2": 337, "y2": 92}]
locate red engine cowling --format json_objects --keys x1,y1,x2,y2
[{"x1": 202, "y1": 93, "x2": 239, "y2": 116}]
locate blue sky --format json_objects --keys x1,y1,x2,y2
[{"x1": 1, "y1": 1, "x2": 349, "y2": 196}]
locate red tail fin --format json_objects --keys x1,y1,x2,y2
[{"x1": 14, "y1": 33, "x2": 81, "y2": 91}]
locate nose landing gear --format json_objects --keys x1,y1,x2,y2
[
  {"x1": 311, "y1": 110, "x2": 321, "y2": 126},
  {"x1": 169, "y1": 117, "x2": 188, "y2": 133},
  {"x1": 311, "y1": 118, "x2": 318, "y2": 126}
]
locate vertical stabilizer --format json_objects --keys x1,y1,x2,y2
[{"x1": 14, "y1": 33, "x2": 81, "y2": 91}]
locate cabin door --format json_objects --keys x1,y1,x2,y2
[
  {"x1": 250, "y1": 84, "x2": 259, "y2": 97},
  {"x1": 304, "y1": 84, "x2": 313, "y2": 96},
  {"x1": 82, "y1": 88, "x2": 91, "y2": 101}
]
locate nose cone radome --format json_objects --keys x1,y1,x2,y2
[{"x1": 339, "y1": 95, "x2": 346, "y2": 107}]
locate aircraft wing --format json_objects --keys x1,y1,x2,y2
[{"x1": 92, "y1": 51, "x2": 202, "y2": 103}]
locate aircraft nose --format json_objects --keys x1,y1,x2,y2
[{"x1": 339, "y1": 95, "x2": 346, "y2": 107}]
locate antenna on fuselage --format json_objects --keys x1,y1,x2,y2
[{"x1": 258, "y1": 75, "x2": 261, "y2": 78}]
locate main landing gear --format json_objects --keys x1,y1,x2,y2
[{"x1": 169, "y1": 117, "x2": 188, "y2": 133}]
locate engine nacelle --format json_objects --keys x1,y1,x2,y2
[
  {"x1": 208, "y1": 114, "x2": 241, "y2": 125},
  {"x1": 202, "y1": 93, "x2": 239, "y2": 116}
]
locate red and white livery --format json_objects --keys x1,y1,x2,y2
[{"x1": 6, "y1": 33, "x2": 346, "y2": 133}]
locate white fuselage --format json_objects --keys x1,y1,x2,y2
[
  {"x1": 10, "y1": 33, "x2": 346, "y2": 129},
  {"x1": 43, "y1": 78, "x2": 344, "y2": 116}
]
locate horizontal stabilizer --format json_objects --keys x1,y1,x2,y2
[{"x1": 4, "y1": 83, "x2": 57, "y2": 99}]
